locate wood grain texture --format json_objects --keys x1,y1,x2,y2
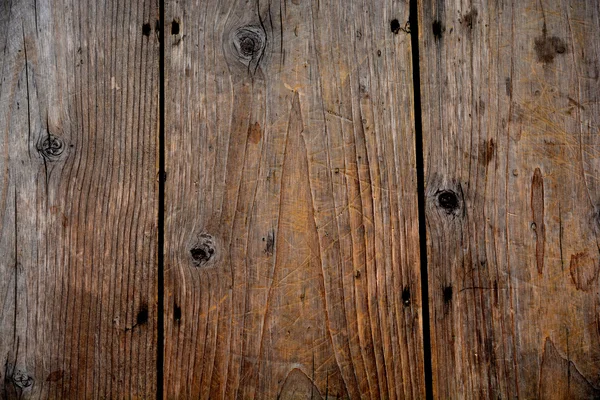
[
  {"x1": 164, "y1": 0, "x2": 424, "y2": 398},
  {"x1": 418, "y1": 0, "x2": 600, "y2": 398},
  {"x1": 0, "y1": 0, "x2": 159, "y2": 398}
]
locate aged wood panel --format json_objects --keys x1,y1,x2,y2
[
  {"x1": 164, "y1": 0, "x2": 424, "y2": 398},
  {"x1": 0, "y1": 0, "x2": 159, "y2": 398},
  {"x1": 418, "y1": 0, "x2": 600, "y2": 398}
]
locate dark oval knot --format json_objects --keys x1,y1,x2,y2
[
  {"x1": 437, "y1": 190, "x2": 460, "y2": 214},
  {"x1": 190, "y1": 233, "x2": 216, "y2": 267},
  {"x1": 233, "y1": 26, "x2": 266, "y2": 63},
  {"x1": 38, "y1": 134, "x2": 65, "y2": 161},
  {"x1": 13, "y1": 371, "x2": 34, "y2": 388}
]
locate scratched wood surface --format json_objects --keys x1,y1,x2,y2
[
  {"x1": 0, "y1": 0, "x2": 159, "y2": 398},
  {"x1": 163, "y1": 0, "x2": 424, "y2": 398},
  {"x1": 418, "y1": 0, "x2": 600, "y2": 398}
]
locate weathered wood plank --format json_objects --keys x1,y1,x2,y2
[
  {"x1": 164, "y1": 0, "x2": 424, "y2": 398},
  {"x1": 0, "y1": 0, "x2": 159, "y2": 397},
  {"x1": 418, "y1": 0, "x2": 600, "y2": 398}
]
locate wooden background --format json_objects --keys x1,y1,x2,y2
[{"x1": 0, "y1": 0, "x2": 599, "y2": 398}]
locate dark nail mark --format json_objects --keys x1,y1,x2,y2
[
  {"x1": 443, "y1": 286, "x2": 453, "y2": 303},
  {"x1": 391, "y1": 19, "x2": 401, "y2": 34},
  {"x1": 569, "y1": 252, "x2": 599, "y2": 292},
  {"x1": 531, "y1": 168, "x2": 545, "y2": 275},
  {"x1": 432, "y1": 20, "x2": 444, "y2": 40},
  {"x1": 461, "y1": 8, "x2": 478, "y2": 29},
  {"x1": 12, "y1": 371, "x2": 33, "y2": 388},
  {"x1": 377, "y1": 50, "x2": 381, "y2": 57},
  {"x1": 136, "y1": 303, "x2": 149, "y2": 325},
  {"x1": 174, "y1": 303, "x2": 182, "y2": 322},
  {"x1": 402, "y1": 286, "x2": 411, "y2": 306},
  {"x1": 142, "y1": 23, "x2": 151, "y2": 36},
  {"x1": 436, "y1": 190, "x2": 460, "y2": 214},
  {"x1": 190, "y1": 234, "x2": 215, "y2": 267},
  {"x1": 46, "y1": 370, "x2": 64, "y2": 382},
  {"x1": 493, "y1": 280, "x2": 499, "y2": 307},
  {"x1": 37, "y1": 134, "x2": 65, "y2": 161},
  {"x1": 534, "y1": 25, "x2": 567, "y2": 64},
  {"x1": 479, "y1": 138, "x2": 495, "y2": 167},
  {"x1": 171, "y1": 20, "x2": 180, "y2": 35},
  {"x1": 505, "y1": 77, "x2": 512, "y2": 97},
  {"x1": 265, "y1": 230, "x2": 275, "y2": 255}
]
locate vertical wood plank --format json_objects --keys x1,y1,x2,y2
[
  {"x1": 0, "y1": 0, "x2": 159, "y2": 397},
  {"x1": 164, "y1": 0, "x2": 424, "y2": 398},
  {"x1": 418, "y1": 0, "x2": 600, "y2": 398}
]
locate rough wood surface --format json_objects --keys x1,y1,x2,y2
[
  {"x1": 418, "y1": 0, "x2": 600, "y2": 398},
  {"x1": 163, "y1": 0, "x2": 424, "y2": 398},
  {"x1": 0, "y1": 0, "x2": 159, "y2": 398}
]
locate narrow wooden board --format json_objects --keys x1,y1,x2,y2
[
  {"x1": 164, "y1": 0, "x2": 424, "y2": 398},
  {"x1": 418, "y1": 0, "x2": 600, "y2": 398},
  {"x1": 0, "y1": 0, "x2": 159, "y2": 397}
]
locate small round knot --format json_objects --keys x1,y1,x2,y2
[
  {"x1": 38, "y1": 134, "x2": 65, "y2": 161},
  {"x1": 190, "y1": 233, "x2": 216, "y2": 267},
  {"x1": 232, "y1": 26, "x2": 266, "y2": 65},
  {"x1": 13, "y1": 371, "x2": 34, "y2": 388},
  {"x1": 436, "y1": 190, "x2": 461, "y2": 215}
]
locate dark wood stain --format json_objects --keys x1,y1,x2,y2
[{"x1": 531, "y1": 168, "x2": 545, "y2": 275}]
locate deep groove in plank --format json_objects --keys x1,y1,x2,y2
[
  {"x1": 157, "y1": 0, "x2": 166, "y2": 397},
  {"x1": 409, "y1": 1, "x2": 434, "y2": 399}
]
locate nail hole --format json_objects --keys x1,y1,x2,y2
[
  {"x1": 174, "y1": 303, "x2": 182, "y2": 321},
  {"x1": 142, "y1": 23, "x2": 151, "y2": 36},
  {"x1": 432, "y1": 20, "x2": 443, "y2": 39},
  {"x1": 171, "y1": 20, "x2": 180, "y2": 35},
  {"x1": 136, "y1": 304, "x2": 149, "y2": 325},
  {"x1": 443, "y1": 286, "x2": 453, "y2": 303},
  {"x1": 402, "y1": 286, "x2": 410, "y2": 306}
]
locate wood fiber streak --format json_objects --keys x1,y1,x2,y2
[
  {"x1": 164, "y1": 0, "x2": 424, "y2": 398},
  {"x1": 418, "y1": 0, "x2": 600, "y2": 398},
  {"x1": 0, "y1": 0, "x2": 159, "y2": 397}
]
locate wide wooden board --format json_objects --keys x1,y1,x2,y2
[
  {"x1": 418, "y1": 0, "x2": 600, "y2": 398},
  {"x1": 0, "y1": 0, "x2": 159, "y2": 397},
  {"x1": 164, "y1": 0, "x2": 424, "y2": 398}
]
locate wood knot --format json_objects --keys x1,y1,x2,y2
[
  {"x1": 231, "y1": 26, "x2": 266, "y2": 72},
  {"x1": 190, "y1": 233, "x2": 216, "y2": 267},
  {"x1": 12, "y1": 371, "x2": 34, "y2": 388},
  {"x1": 37, "y1": 134, "x2": 65, "y2": 161},
  {"x1": 436, "y1": 189, "x2": 461, "y2": 215}
]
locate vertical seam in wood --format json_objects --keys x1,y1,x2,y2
[
  {"x1": 157, "y1": 0, "x2": 165, "y2": 397},
  {"x1": 409, "y1": 1, "x2": 434, "y2": 399}
]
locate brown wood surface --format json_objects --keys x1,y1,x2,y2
[
  {"x1": 418, "y1": 0, "x2": 600, "y2": 398},
  {"x1": 0, "y1": 0, "x2": 159, "y2": 398},
  {"x1": 163, "y1": 0, "x2": 424, "y2": 398},
  {"x1": 2, "y1": 0, "x2": 600, "y2": 398}
]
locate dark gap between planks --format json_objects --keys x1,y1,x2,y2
[
  {"x1": 409, "y1": 0, "x2": 434, "y2": 399},
  {"x1": 157, "y1": 0, "x2": 166, "y2": 398}
]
